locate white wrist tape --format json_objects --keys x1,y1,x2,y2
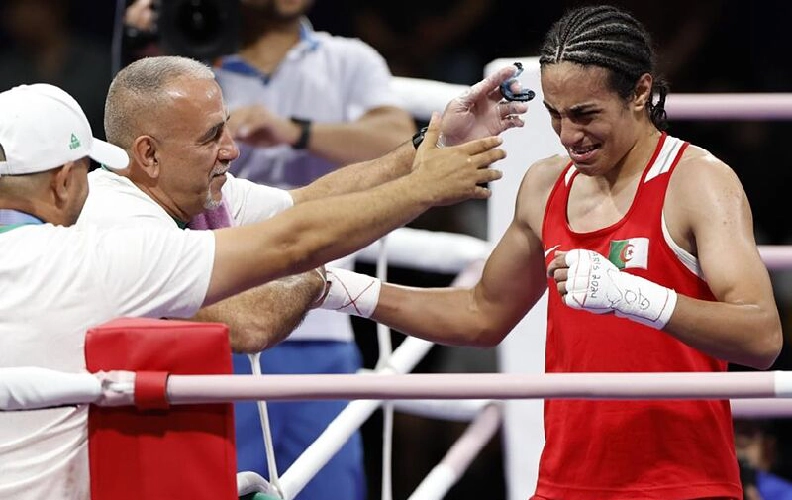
[
  {"x1": 310, "y1": 268, "x2": 328, "y2": 307},
  {"x1": 564, "y1": 249, "x2": 677, "y2": 330},
  {"x1": 611, "y1": 273, "x2": 678, "y2": 329},
  {"x1": 320, "y1": 267, "x2": 382, "y2": 318}
]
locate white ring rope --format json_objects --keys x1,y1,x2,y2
[
  {"x1": 162, "y1": 371, "x2": 789, "y2": 403},
  {"x1": 356, "y1": 236, "x2": 792, "y2": 275},
  {"x1": 408, "y1": 403, "x2": 503, "y2": 500},
  {"x1": 730, "y1": 399, "x2": 792, "y2": 418},
  {"x1": 663, "y1": 94, "x2": 792, "y2": 120},
  {"x1": 278, "y1": 336, "x2": 434, "y2": 500},
  {"x1": 758, "y1": 246, "x2": 792, "y2": 270},
  {"x1": 391, "y1": 399, "x2": 493, "y2": 422},
  {"x1": 356, "y1": 227, "x2": 491, "y2": 274},
  {"x1": 5, "y1": 369, "x2": 792, "y2": 499},
  {"x1": 392, "y1": 76, "x2": 792, "y2": 121},
  {"x1": 10, "y1": 369, "x2": 792, "y2": 410},
  {"x1": 374, "y1": 235, "x2": 393, "y2": 370},
  {"x1": 237, "y1": 470, "x2": 278, "y2": 497},
  {"x1": 0, "y1": 367, "x2": 135, "y2": 409},
  {"x1": 374, "y1": 235, "x2": 395, "y2": 500},
  {"x1": 0, "y1": 367, "x2": 102, "y2": 410},
  {"x1": 248, "y1": 351, "x2": 284, "y2": 497}
]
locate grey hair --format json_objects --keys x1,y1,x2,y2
[{"x1": 104, "y1": 56, "x2": 216, "y2": 149}]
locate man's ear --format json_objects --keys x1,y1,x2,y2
[
  {"x1": 633, "y1": 73, "x2": 653, "y2": 112},
  {"x1": 50, "y1": 157, "x2": 90, "y2": 208},
  {"x1": 131, "y1": 135, "x2": 160, "y2": 178},
  {"x1": 50, "y1": 161, "x2": 75, "y2": 208}
]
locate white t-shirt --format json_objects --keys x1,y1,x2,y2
[
  {"x1": 0, "y1": 222, "x2": 215, "y2": 499},
  {"x1": 215, "y1": 21, "x2": 404, "y2": 189},
  {"x1": 79, "y1": 169, "x2": 294, "y2": 230},
  {"x1": 81, "y1": 169, "x2": 354, "y2": 342}
]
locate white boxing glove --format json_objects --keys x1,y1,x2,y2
[
  {"x1": 563, "y1": 249, "x2": 677, "y2": 329},
  {"x1": 318, "y1": 268, "x2": 382, "y2": 318}
]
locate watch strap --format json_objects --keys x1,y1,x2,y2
[{"x1": 290, "y1": 117, "x2": 312, "y2": 149}]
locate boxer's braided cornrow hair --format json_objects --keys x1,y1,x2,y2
[{"x1": 539, "y1": 4, "x2": 668, "y2": 131}]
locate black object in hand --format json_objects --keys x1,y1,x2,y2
[{"x1": 500, "y1": 62, "x2": 535, "y2": 102}]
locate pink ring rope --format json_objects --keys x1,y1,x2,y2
[
  {"x1": 164, "y1": 371, "x2": 788, "y2": 405},
  {"x1": 666, "y1": 94, "x2": 792, "y2": 120}
]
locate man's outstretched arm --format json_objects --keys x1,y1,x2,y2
[
  {"x1": 206, "y1": 114, "x2": 505, "y2": 305},
  {"x1": 192, "y1": 270, "x2": 324, "y2": 353}
]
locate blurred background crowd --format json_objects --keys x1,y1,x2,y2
[{"x1": 2, "y1": 0, "x2": 791, "y2": 498}]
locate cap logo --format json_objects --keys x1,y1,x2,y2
[{"x1": 69, "y1": 133, "x2": 81, "y2": 150}]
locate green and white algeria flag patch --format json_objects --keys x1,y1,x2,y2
[{"x1": 608, "y1": 237, "x2": 648, "y2": 270}]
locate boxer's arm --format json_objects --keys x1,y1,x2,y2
[
  {"x1": 316, "y1": 163, "x2": 550, "y2": 347},
  {"x1": 318, "y1": 216, "x2": 547, "y2": 347},
  {"x1": 665, "y1": 151, "x2": 782, "y2": 368},
  {"x1": 373, "y1": 216, "x2": 547, "y2": 346}
]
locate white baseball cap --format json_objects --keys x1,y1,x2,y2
[{"x1": 0, "y1": 83, "x2": 129, "y2": 176}]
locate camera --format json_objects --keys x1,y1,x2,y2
[{"x1": 128, "y1": 0, "x2": 241, "y2": 62}]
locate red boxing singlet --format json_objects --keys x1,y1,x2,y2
[{"x1": 535, "y1": 134, "x2": 741, "y2": 500}]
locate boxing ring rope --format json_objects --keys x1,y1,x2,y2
[
  {"x1": 7, "y1": 369, "x2": 792, "y2": 411},
  {"x1": 364, "y1": 243, "x2": 792, "y2": 278},
  {"x1": 391, "y1": 76, "x2": 792, "y2": 122},
  {"x1": 7, "y1": 368, "x2": 792, "y2": 500},
  {"x1": 375, "y1": 236, "x2": 395, "y2": 500},
  {"x1": 248, "y1": 350, "x2": 285, "y2": 496},
  {"x1": 758, "y1": 246, "x2": 792, "y2": 270},
  {"x1": 168, "y1": 371, "x2": 792, "y2": 402},
  {"x1": 408, "y1": 403, "x2": 503, "y2": 500},
  {"x1": 10, "y1": 368, "x2": 792, "y2": 500},
  {"x1": 731, "y1": 399, "x2": 792, "y2": 418},
  {"x1": 278, "y1": 336, "x2": 435, "y2": 500}
]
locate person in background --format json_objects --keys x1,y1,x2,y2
[
  {"x1": 735, "y1": 419, "x2": 792, "y2": 500},
  {"x1": 212, "y1": 1, "x2": 416, "y2": 497}
]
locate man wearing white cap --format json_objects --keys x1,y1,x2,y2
[{"x1": 0, "y1": 83, "x2": 505, "y2": 499}]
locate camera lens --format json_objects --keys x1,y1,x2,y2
[
  {"x1": 176, "y1": 0, "x2": 221, "y2": 44},
  {"x1": 157, "y1": 0, "x2": 240, "y2": 61}
]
